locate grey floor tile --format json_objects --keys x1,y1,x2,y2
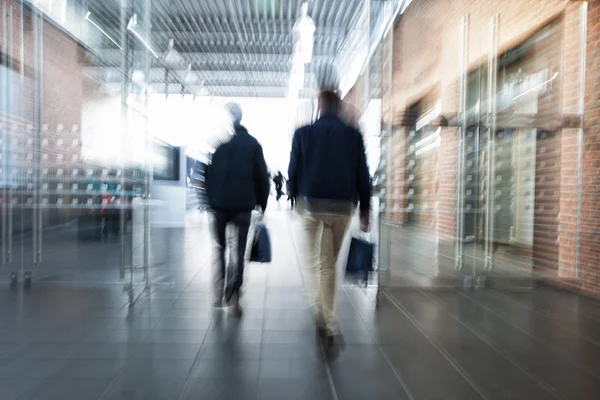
[
  {"x1": 0, "y1": 328, "x2": 30, "y2": 343},
  {"x1": 99, "y1": 317, "x2": 163, "y2": 331},
  {"x1": 259, "y1": 359, "x2": 327, "y2": 379},
  {"x1": 189, "y1": 359, "x2": 260, "y2": 380},
  {"x1": 261, "y1": 344, "x2": 322, "y2": 361},
  {"x1": 16, "y1": 343, "x2": 80, "y2": 359},
  {"x1": 144, "y1": 329, "x2": 207, "y2": 344},
  {"x1": 0, "y1": 358, "x2": 66, "y2": 379},
  {"x1": 140, "y1": 291, "x2": 183, "y2": 301},
  {"x1": 382, "y1": 343, "x2": 491, "y2": 400},
  {"x1": 203, "y1": 328, "x2": 263, "y2": 344},
  {"x1": 338, "y1": 326, "x2": 377, "y2": 344},
  {"x1": 0, "y1": 378, "x2": 42, "y2": 400},
  {"x1": 197, "y1": 343, "x2": 262, "y2": 361},
  {"x1": 258, "y1": 378, "x2": 333, "y2": 400},
  {"x1": 163, "y1": 308, "x2": 214, "y2": 319},
  {"x1": 155, "y1": 317, "x2": 213, "y2": 330},
  {"x1": 120, "y1": 358, "x2": 195, "y2": 379},
  {"x1": 82, "y1": 328, "x2": 152, "y2": 343},
  {"x1": 332, "y1": 374, "x2": 412, "y2": 400},
  {"x1": 3, "y1": 210, "x2": 600, "y2": 400},
  {"x1": 218, "y1": 316, "x2": 265, "y2": 331},
  {"x1": 264, "y1": 299, "x2": 309, "y2": 310},
  {"x1": 181, "y1": 377, "x2": 259, "y2": 400},
  {"x1": 264, "y1": 317, "x2": 314, "y2": 332},
  {"x1": 81, "y1": 307, "x2": 132, "y2": 319},
  {"x1": 69, "y1": 343, "x2": 143, "y2": 359},
  {"x1": 264, "y1": 308, "x2": 314, "y2": 321},
  {"x1": 133, "y1": 343, "x2": 202, "y2": 359},
  {"x1": 178, "y1": 291, "x2": 211, "y2": 300},
  {"x1": 54, "y1": 358, "x2": 128, "y2": 379},
  {"x1": 262, "y1": 330, "x2": 318, "y2": 345},
  {"x1": 22, "y1": 378, "x2": 112, "y2": 400},
  {"x1": 171, "y1": 299, "x2": 213, "y2": 309},
  {"x1": 0, "y1": 343, "x2": 24, "y2": 359},
  {"x1": 101, "y1": 375, "x2": 187, "y2": 400},
  {"x1": 21, "y1": 329, "x2": 83, "y2": 344}
]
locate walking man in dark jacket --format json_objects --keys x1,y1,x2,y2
[
  {"x1": 206, "y1": 103, "x2": 270, "y2": 316},
  {"x1": 288, "y1": 90, "x2": 371, "y2": 346}
]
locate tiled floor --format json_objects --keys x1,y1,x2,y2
[
  {"x1": 1, "y1": 207, "x2": 600, "y2": 399},
  {"x1": 384, "y1": 224, "x2": 541, "y2": 287}
]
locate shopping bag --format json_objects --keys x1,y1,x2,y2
[
  {"x1": 250, "y1": 223, "x2": 272, "y2": 263},
  {"x1": 345, "y1": 236, "x2": 375, "y2": 284}
]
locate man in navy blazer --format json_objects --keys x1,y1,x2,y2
[{"x1": 288, "y1": 90, "x2": 371, "y2": 346}]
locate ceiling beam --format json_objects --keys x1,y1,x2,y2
[{"x1": 89, "y1": 49, "x2": 335, "y2": 66}]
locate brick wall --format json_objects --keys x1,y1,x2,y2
[
  {"x1": 382, "y1": 0, "x2": 600, "y2": 295},
  {"x1": 1, "y1": 0, "x2": 84, "y2": 228},
  {"x1": 580, "y1": 0, "x2": 600, "y2": 296}
]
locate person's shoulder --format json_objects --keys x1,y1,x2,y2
[
  {"x1": 213, "y1": 139, "x2": 231, "y2": 154},
  {"x1": 339, "y1": 121, "x2": 362, "y2": 138},
  {"x1": 348, "y1": 124, "x2": 362, "y2": 137},
  {"x1": 245, "y1": 132, "x2": 262, "y2": 148},
  {"x1": 292, "y1": 124, "x2": 312, "y2": 140},
  {"x1": 240, "y1": 132, "x2": 265, "y2": 154}
]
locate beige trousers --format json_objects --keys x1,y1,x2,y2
[{"x1": 300, "y1": 211, "x2": 351, "y2": 335}]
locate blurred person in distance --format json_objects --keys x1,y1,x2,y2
[
  {"x1": 273, "y1": 171, "x2": 285, "y2": 201},
  {"x1": 288, "y1": 89, "x2": 371, "y2": 347},
  {"x1": 205, "y1": 102, "x2": 270, "y2": 317}
]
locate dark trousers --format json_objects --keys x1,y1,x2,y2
[{"x1": 211, "y1": 211, "x2": 252, "y2": 300}]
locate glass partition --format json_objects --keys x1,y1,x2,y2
[
  {"x1": 376, "y1": 0, "x2": 587, "y2": 290},
  {"x1": 0, "y1": 0, "x2": 152, "y2": 292}
]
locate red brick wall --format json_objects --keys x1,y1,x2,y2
[
  {"x1": 580, "y1": 0, "x2": 600, "y2": 296},
  {"x1": 438, "y1": 127, "x2": 458, "y2": 241},
  {"x1": 390, "y1": 126, "x2": 408, "y2": 223},
  {"x1": 2, "y1": 1, "x2": 83, "y2": 159},
  {"x1": 412, "y1": 137, "x2": 438, "y2": 228},
  {"x1": 381, "y1": 0, "x2": 600, "y2": 295},
  {"x1": 1, "y1": 1, "x2": 84, "y2": 227}
]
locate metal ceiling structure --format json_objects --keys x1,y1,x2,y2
[{"x1": 83, "y1": 0, "x2": 367, "y2": 98}]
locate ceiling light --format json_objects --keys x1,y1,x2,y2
[
  {"x1": 127, "y1": 14, "x2": 159, "y2": 59},
  {"x1": 292, "y1": 2, "x2": 315, "y2": 65},
  {"x1": 85, "y1": 11, "x2": 122, "y2": 50}
]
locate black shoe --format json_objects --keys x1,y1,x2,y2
[
  {"x1": 229, "y1": 293, "x2": 243, "y2": 318},
  {"x1": 316, "y1": 326, "x2": 327, "y2": 339},
  {"x1": 325, "y1": 335, "x2": 334, "y2": 349}
]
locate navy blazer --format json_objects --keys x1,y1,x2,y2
[{"x1": 288, "y1": 114, "x2": 371, "y2": 212}]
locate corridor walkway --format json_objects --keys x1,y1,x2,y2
[{"x1": 1, "y1": 207, "x2": 600, "y2": 399}]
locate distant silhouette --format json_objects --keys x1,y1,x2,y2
[{"x1": 273, "y1": 171, "x2": 284, "y2": 201}]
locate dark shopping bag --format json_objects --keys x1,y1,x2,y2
[
  {"x1": 345, "y1": 237, "x2": 375, "y2": 284},
  {"x1": 250, "y1": 223, "x2": 272, "y2": 263}
]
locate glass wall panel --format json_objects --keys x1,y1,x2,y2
[
  {"x1": 0, "y1": 0, "x2": 151, "y2": 290},
  {"x1": 378, "y1": 0, "x2": 587, "y2": 290}
]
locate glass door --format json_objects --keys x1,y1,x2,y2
[
  {"x1": 0, "y1": 1, "x2": 38, "y2": 286},
  {"x1": 455, "y1": 8, "x2": 488, "y2": 286},
  {"x1": 0, "y1": 0, "x2": 153, "y2": 290},
  {"x1": 33, "y1": 0, "x2": 152, "y2": 289},
  {"x1": 456, "y1": 4, "x2": 587, "y2": 288}
]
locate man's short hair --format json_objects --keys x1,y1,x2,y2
[
  {"x1": 225, "y1": 102, "x2": 243, "y2": 125},
  {"x1": 318, "y1": 90, "x2": 342, "y2": 115}
]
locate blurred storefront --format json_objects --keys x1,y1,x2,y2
[{"x1": 347, "y1": 0, "x2": 600, "y2": 297}]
